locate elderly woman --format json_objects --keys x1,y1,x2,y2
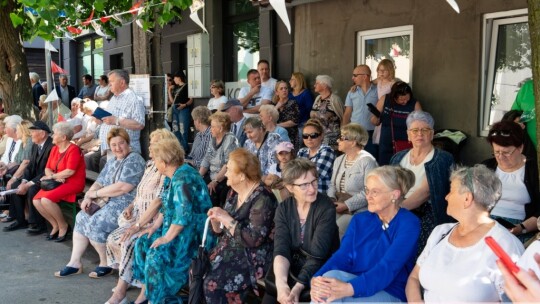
[
  {"x1": 33, "y1": 122, "x2": 86, "y2": 242},
  {"x1": 329, "y1": 123, "x2": 378, "y2": 239},
  {"x1": 482, "y1": 120, "x2": 540, "y2": 243},
  {"x1": 6, "y1": 120, "x2": 33, "y2": 190},
  {"x1": 94, "y1": 75, "x2": 113, "y2": 103},
  {"x1": 187, "y1": 106, "x2": 212, "y2": 168},
  {"x1": 131, "y1": 138, "x2": 212, "y2": 304},
  {"x1": 262, "y1": 158, "x2": 339, "y2": 304},
  {"x1": 390, "y1": 111, "x2": 454, "y2": 252},
  {"x1": 273, "y1": 81, "x2": 299, "y2": 148},
  {"x1": 297, "y1": 118, "x2": 335, "y2": 193},
  {"x1": 259, "y1": 104, "x2": 290, "y2": 142},
  {"x1": 0, "y1": 113, "x2": 9, "y2": 157},
  {"x1": 55, "y1": 128, "x2": 145, "y2": 278},
  {"x1": 311, "y1": 166, "x2": 420, "y2": 303},
  {"x1": 310, "y1": 75, "x2": 344, "y2": 149},
  {"x1": 200, "y1": 111, "x2": 239, "y2": 206},
  {"x1": 406, "y1": 165, "x2": 524, "y2": 302},
  {"x1": 243, "y1": 117, "x2": 282, "y2": 177},
  {"x1": 204, "y1": 148, "x2": 277, "y2": 303},
  {"x1": 289, "y1": 72, "x2": 313, "y2": 142},
  {"x1": 103, "y1": 129, "x2": 174, "y2": 304},
  {"x1": 207, "y1": 80, "x2": 227, "y2": 112},
  {"x1": 372, "y1": 81, "x2": 422, "y2": 165}
]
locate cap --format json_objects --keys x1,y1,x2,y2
[
  {"x1": 220, "y1": 99, "x2": 242, "y2": 111},
  {"x1": 275, "y1": 141, "x2": 294, "y2": 153},
  {"x1": 29, "y1": 121, "x2": 51, "y2": 133}
]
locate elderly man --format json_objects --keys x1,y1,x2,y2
[
  {"x1": 222, "y1": 99, "x2": 247, "y2": 146},
  {"x1": 98, "y1": 69, "x2": 145, "y2": 160},
  {"x1": 258, "y1": 59, "x2": 277, "y2": 91},
  {"x1": 56, "y1": 74, "x2": 77, "y2": 109},
  {"x1": 78, "y1": 74, "x2": 98, "y2": 99},
  {"x1": 237, "y1": 69, "x2": 272, "y2": 118},
  {"x1": 342, "y1": 64, "x2": 379, "y2": 156},
  {"x1": 1, "y1": 115, "x2": 23, "y2": 170},
  {"x1": 30, "y1": 72, "x2": 46, "y2": 109},
  {"x1": 3, "y1": 121, "x2": 53, "y2": 233}
]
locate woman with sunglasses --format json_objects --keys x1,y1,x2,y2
[
  {"x1": 207, "y1": 80, "x2": 227, "y2": 112},
  {"x1": 311, "y1": 166, "x2": 420, "y2": 303},
  {"x1": 389, "y1": 111, "x2": 454, "y2": 254},
  {"x1": 262, "y1": 158, "x2": 339, "y2": 304},
  {"x1": 371, "y1": 81, "x2": 422, "y2": 165},
  {"x1": 329, "y1": 123, "x2": 378, "y2": 239},
  {"x1": 297, "y1": 118, "x2": 335, "y2": 193},
  {"x1": 482, "y1": 120, "x2": 539, "y2": 243}
]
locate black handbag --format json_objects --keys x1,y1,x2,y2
[{"x1": 40, "y1": 179, "x2": 63, "y2": 191}]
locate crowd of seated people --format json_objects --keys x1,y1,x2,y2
[{"x1": 3, "y1": 66, "x2": 540, "y2": 304}]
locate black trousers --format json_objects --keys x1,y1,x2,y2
[{"x1": 8, "y1": 182, "x2": 45, "y2": 228}]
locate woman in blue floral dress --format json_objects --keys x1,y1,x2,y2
[
  {"x1": 204, "y1": 148, "x2": 277, "y2": 303},
  {"x1": 131, "y1": 138, "x2": 212, "y2": 304}
]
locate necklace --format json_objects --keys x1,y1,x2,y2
[
  {"x1": 409, "y1": 147, "x2": 432, "y2": 166},
  {"x1": 456, "y1": 222, "x2": 487, "y2": 237},
  {"x1": 238, "y1": 182, "x2": 258, "y2": 205}
]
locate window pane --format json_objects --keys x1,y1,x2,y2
[
  {"x1": 364, "y1": 35, "x2": 411, "y2": 83},
  {"x1": 93, "y1": 52, "x2": 104, "y2": 79},
  {"x1": 488, "y1": 22, "x2": 531, "y2": 125},
  {"x1": 94, "y1": 38, "x2": 103, "y2": 50},
  {"x1": 83, "y1": 40, "x2": 91, "y2": 52},
  {"x1": 233, "y1": 19, "x2": 260, "y2": 81}
]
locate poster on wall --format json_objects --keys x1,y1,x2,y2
[{"x1": 129, "y1": 74, "x2": 151, "y2": 108}]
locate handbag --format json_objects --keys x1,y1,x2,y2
[
  {"x1": 390, "y1": 108, "x2": 412, "y2": 154},
  {"x1": 40, "y1": 150, "x2": 68, "y2": 191}
]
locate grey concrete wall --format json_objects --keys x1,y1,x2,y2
[
  {"x1": 293, "y1": 0, "x2": 527, "y2": 165},
  {"x1": 103, "y1": 25, "x2": 134, "y2": 73}
]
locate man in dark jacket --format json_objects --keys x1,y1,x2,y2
[
  {"x1": 3, "y1": 121, "x2": 53, "y2": 234},
  {"x1": 56, "y1": 74, "x2": 77, "y2": 109}
]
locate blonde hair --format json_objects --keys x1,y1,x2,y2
[
  {"x1": 150, "y1": 138, "x2": 184, "y2": 166},
  {"x1": 150, "y1": 128, "x2": 176, "y2": 142},
  {"x1": 210, "y1": 111, "x2": 232, "y2": 132},
  {"x1": 17, "y1": 120, "x2": 33, "y2": 146}
]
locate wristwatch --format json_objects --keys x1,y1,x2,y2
[
  {"x1": 115, "y1": 117, "x2": 120, "y2": 126},
  {"x1": 519, "y1": 223, "x2": 527, "y2": 234},
  {"x1": 135, "y1": 222, "x2": 141, "y2": 230}
]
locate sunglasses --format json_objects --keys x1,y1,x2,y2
[
  {"x1": 488, "y1": 130, "x2": 511, "y2": 137},
  {"x1": 302, "y1": 132, "x2": 321, "y2": 139}
]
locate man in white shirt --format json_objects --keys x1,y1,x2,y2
[
  {"x1": 0, "y1": 115, "x2": 23, "y2": 166},
  {"x1": 258, "y1": 59, "x2": 277, "y2": 91},
  {"x1": 237, "y1": 69, "x2": 273, "y2": 118}
]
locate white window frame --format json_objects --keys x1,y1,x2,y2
[
  {"x1": 479, "y1": 9, "x2": 529, "y2": 136},
  {"x1": 356, "y1": 25, "x2": 414, "y2": 85}
]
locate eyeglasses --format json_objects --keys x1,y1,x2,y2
[
  {"x1": 293, "y1": 179, "x2": 318, "y2": 190},
  {"x1": 352, "y1": 73, "x2": 368, "y2": 77},
  {"x1": 364, "y1": 187, "x2": 393, "y2": 197},
  {"x1": 488, "y1": 130, "x2": 511, "y2": 137},
  {"x1": 210, "y1": 85, "x2": 217, "y2": 88},
  {"x1": 168, "y1": 79, "x2": 173, "y2": 82},
  {"x1": 492, "y1": 148, "x2": 517, "y2": 157},
  {"x1": 302, "y1": 132, "x2": 321, "y2": 139},
  {"x1": 408, "y1": 128, "x2": 433, "y2": 135},
  {"x1": 338, "y1": 135, "x2": 352, "y2": 141}
]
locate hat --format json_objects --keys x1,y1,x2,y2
[
  {"x1": 275, "y1": 141, "x2": 294, "y2": 153},
  {"x1": 29, "y1": 121, "x2": 51, "y2": 133},
  {"x1": 220, "y1": 99, "x2": 242, "y2": 111}
]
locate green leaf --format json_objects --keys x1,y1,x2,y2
[
  {"x1": 94, "y1": 0, "x2": 105, "y2": 12},
  {"x1": 9, "y1": 13, "x2": 24, "y2": 27}
]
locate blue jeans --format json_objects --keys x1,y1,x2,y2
[
  {"x1": 311, "y1": 270, "x2": 402, "y2": 303},
  {"x1": 172, "y1": 106, "x2": 190, "y2": 152}
]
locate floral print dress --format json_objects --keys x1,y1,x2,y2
[
  {"x1": 310, "y1": 94, "x2": 344, "y2": 149},
  {"x1": 275, "y1": 99, "x2": 300, "y2": 149},
  {"x1": 204, "y1": 183, "x2": 277, "y2": 303}
]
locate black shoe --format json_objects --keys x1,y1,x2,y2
[
  {"x1": 27, "y1": 225, "x2": 46, "y2": 235},
  {"x1": 55, "y1": 225, "x2": 71, "y2": 243},
  {"x1": 46, "y1": 231, "x2": 59, "y2": 241},
  {"x1": 3, "y1": 221, "x2": 27, "y2": 232}
]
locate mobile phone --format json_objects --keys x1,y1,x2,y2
[
  {"x1": 485, "y1": 236, "x2": 519, "y2": 273},
  {"x1": 367, "y1": 103, "x2": 381, "y2": 118},
  {"x1": 495, "y1": 217, "x2": 515, "y2": 229}
]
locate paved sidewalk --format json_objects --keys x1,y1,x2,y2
[{"x1": 0, "y1": 223, "x2": 140, "y2": 304}]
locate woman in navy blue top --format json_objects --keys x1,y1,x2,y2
[{"x1": 310, "y1": 166, "x2": 420, "y2": 303}]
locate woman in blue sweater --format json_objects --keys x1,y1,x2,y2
[{"x1": 310, "y1": 166, "x2": 420, "y2": 302}]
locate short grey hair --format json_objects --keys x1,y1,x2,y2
[
  {"x1": 244, "y1": 117, "x2": 264, "y2": 130},
  {"x1": 259, "y1": 104, "x2": 279, "y2": 123},
  {"x1": 108, "y1": 69, "x2": 130, "y2": 84},
  {"x1": 406, "y1": 110, "x2": 434, "y2": 129},
  {"x1": 29, "y1": 72, "x2": 40, "y2": 83},
  {"x1": 366, "y1": 166, "x2": 415, "y2": 203},
  {"x1": 450, "y1": 165, "x2": 502, "y2": 211},
  {"x1": 341, "y1": 123, "x2": 369, "y2": 148},
  {"x1": 282, "y1": 158, "x2": 318, "y2": 186},
  {"x1": 191, "y1": 106, "x2": 212, "y2": 125},
  {"x1": 4, "y1": 115, "x2": 23, "y2": 130},
  {"x1": 53, "y1": 121, "x2": 74, "y2": 141},
  {"x1": 316, "y1": 75, "x2": 334, "y2": 90},
  {"x1": 82, "y1": 100, "x2": 98, "y2": 113},
  {"x1": 59, "y1": 74, "x2": 68, "y2": 80},
  {"x1": 71, "y1": 97, "x2": 82, "y2": 106}
]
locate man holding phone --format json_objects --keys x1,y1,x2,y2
[{"x1": 342, "y1": 65, "x2": 378, "y2": 156}]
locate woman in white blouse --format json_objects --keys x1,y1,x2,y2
[
  {"x1": 482, "y1": 120, "x2": 540, "y2": 243},
  {"x1": 94, "y1": 75, "x2": 113, "y2": 103},
  {"x1": 406, "y1": 165, "x2": 524, "y2": 302},
  {"x1": 328, "y1": 123, "x2": 377, "y2": 238},
  {"x1": 207, "y1": 80, "x2": 227, "y2": 112}
]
